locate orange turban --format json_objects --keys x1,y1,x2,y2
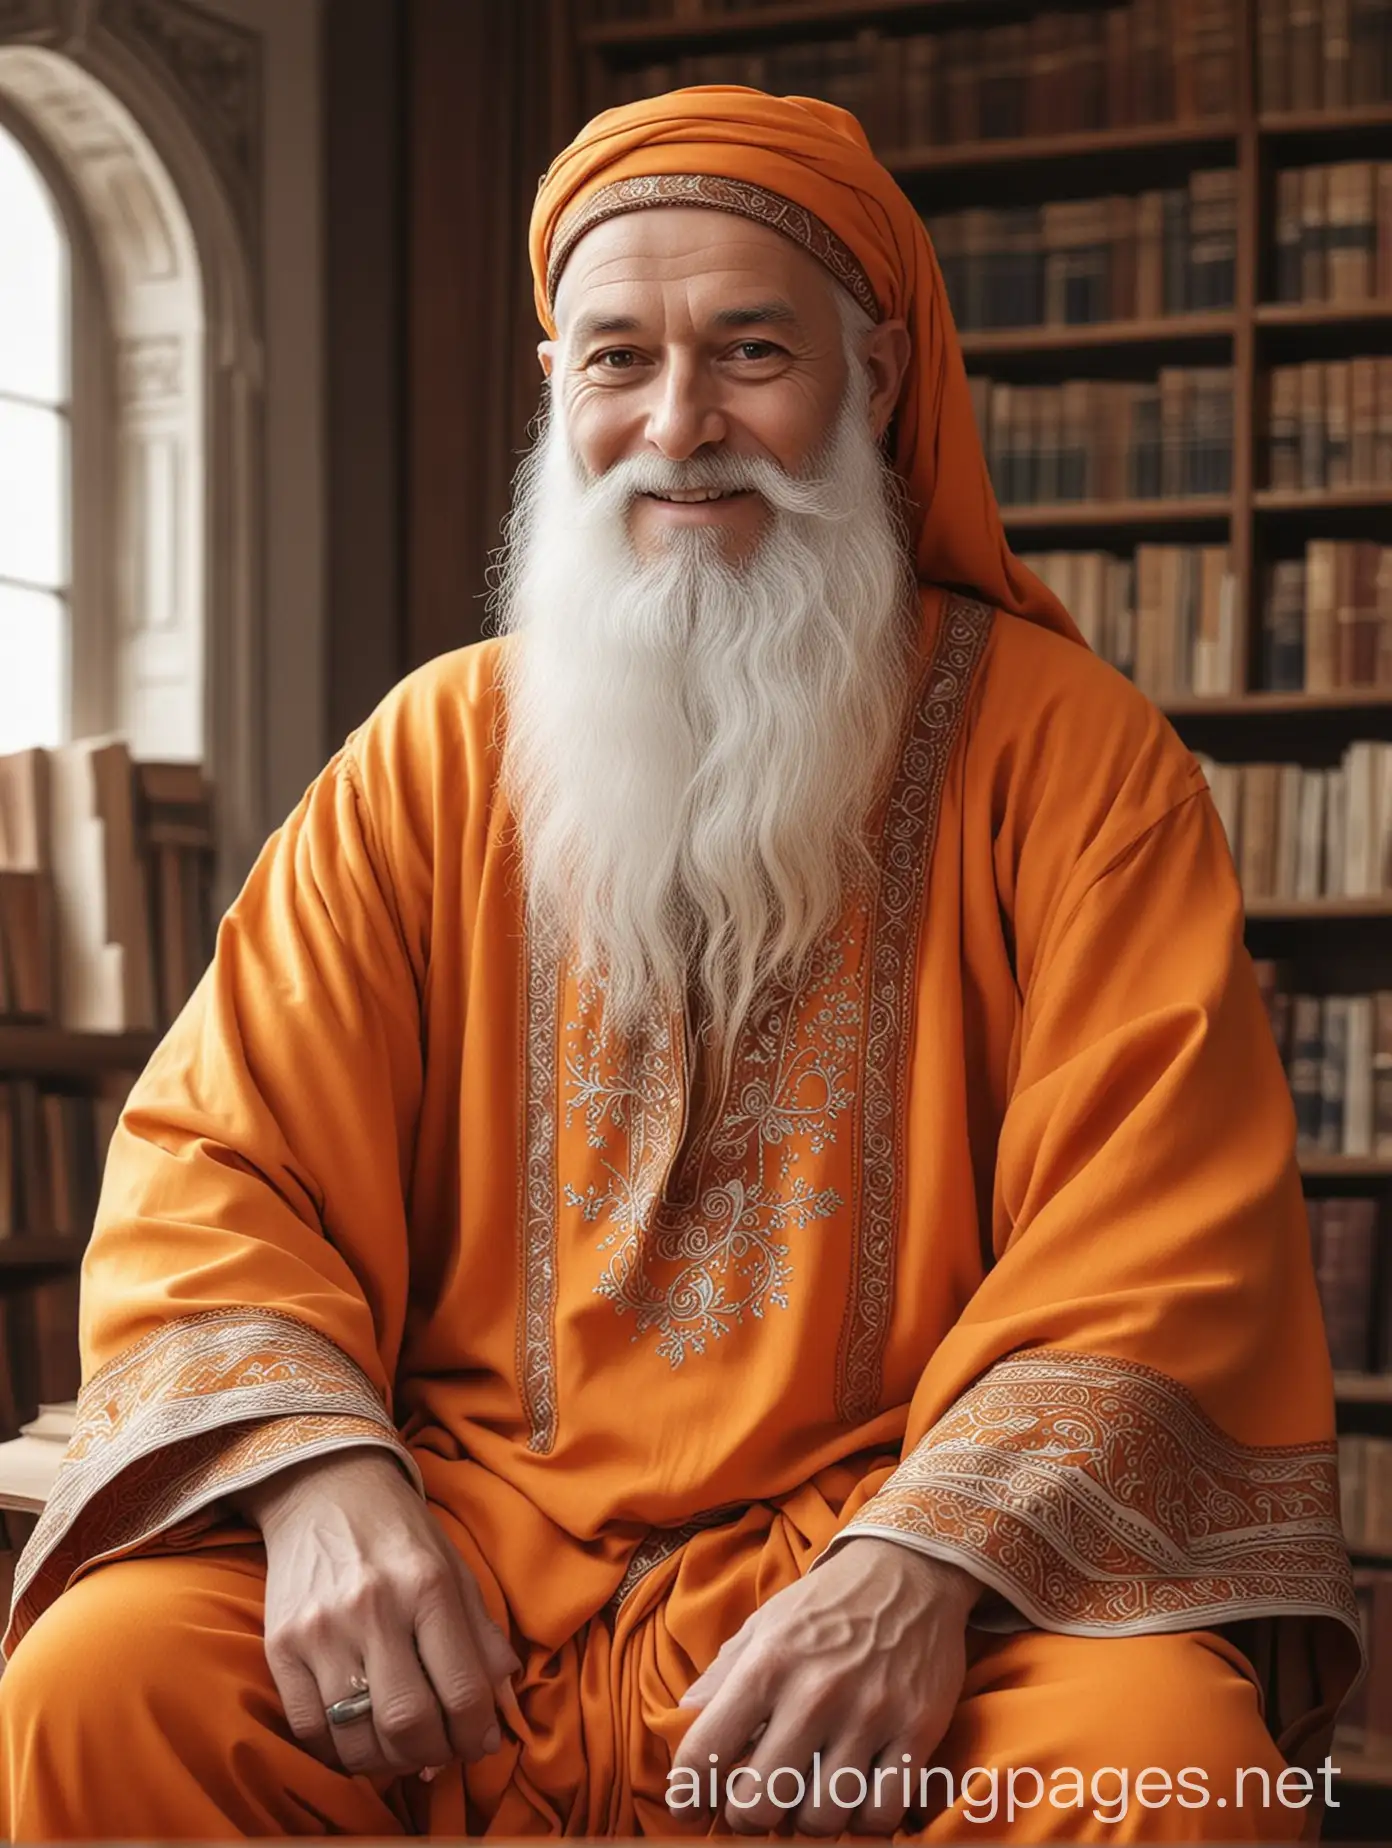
[{"x1": 530, "y1": 86, "x2": 1082, "y2": 645}]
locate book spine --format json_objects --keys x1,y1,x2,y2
[
  {"x1": 1373, "y1": 991, "x2": 1392, "y2": 1153},
  {"x1": 1300, "y1": 359, "x2": 1327, "y2": 489},
  {"x1": 1275, "y1": 169, "x2": 1304, "y2": 301},
  {"x1": 1318, "y1": 1198, "x2": 1377, "y2": 1373},
  {"x1": 1291, "y1": 0, "x2": 1327, "y2": 107},
  {"x1": 1307, "y1": 538, "x2": 1340, "y2": 691},
  {"x1": 1302, "y1": 164, "x2": 1329, "y2": 302},
  {"x1": 1328, "y1": 361, "x2": 1353, "y2": 490},
  {"x1": 1261, "y1": 0, "x2": 1291, "y2": 109},
  {"x1": 1346, "y1": 994, "x2": 1376, "y2": 1154},
  {"x1": 1291, "y1": 993, "x2": 1329, "y2": 1143},
  {"x1": 1327, "y1": 0, "x2": 1353, "y2": 107}
]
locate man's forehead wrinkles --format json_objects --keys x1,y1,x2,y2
[
  {"x1": 562, "y1": 258, "x2": 810, "y2": 343},
  {"x1": 568, "y1": 298, "x2": 804, "y2": 345},
  {"x1": 560, "y1": 230, "x2": 808, "y2": 312}
]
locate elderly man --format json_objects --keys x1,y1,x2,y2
[{"x1": 0, "y1": 89, "x2": 1359, "y2": 1840}]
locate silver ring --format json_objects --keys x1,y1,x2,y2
[{"x1": 325, "y1": 1676, "x2": 373, "y2": 1728}]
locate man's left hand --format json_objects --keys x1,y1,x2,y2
[{"x1": 672, "y1": 1537, "x2": 978, "y2": 1837}]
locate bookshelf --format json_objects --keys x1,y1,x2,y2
[
  {"x1": 1338, "y1": 1373, "x2": 1392, "y2": 1403},
  {"x1": 883, "y1": 117, "x2": 1240, "y2": 172},
  {"x1": 1305, "y1": 1156, "x2": 1392, "y2": 1181},
  {"x1": 959, "y1": 311, "x2": 1236, "y2": 357},
  {"x1": 0, "y1": 749, "x2": 213, "y2": 1447},
  {"x1": 580, "y1": 0, "x2": 1044, "y2": 46},
  {"x1": 0, "y1": 1025, "x2": 159, "y2": 1081},
  {"x1": 1000, "y1": 496, "x2": 1232, "y2": 531},
  {"x1": 573, "y1": 0, "x2": 1392, "y2": 1813},
  {"x1": 0, "y1": 1237, "x2": 99, "y2": 1275}
]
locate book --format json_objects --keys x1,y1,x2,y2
[
  {"x1": 1198, "y1": 745, "x2": 1392, "y2": 900},
  {"x1": 1258, "y1": 0, "x2": 1392, "y2": 109},
  {"x1": 1273, "y1": 160, "x2": 1391, "y2": 303},
  {"x1": 1264, "y1": 358, "x2": 1392, "y2": 490},
  {"x1": 977, "y1": 370, "x2": 1233, "y2": 509},
  {"x1": 0, "y1": 1429, "x2": 66, "y2": 1515},
  {"x1": 933, "y1": 173, "x2": 1237, "y2": 332},
  {"x1": 1260, "y1": 541, "x2": 1392, "y2": 694},
  {"x1": 1018, "y1": 546, "x2": 1239, "y2": 696},
  {"x1": 1319, "y1": 1195, "x2": 1377, "y2": 1370}
]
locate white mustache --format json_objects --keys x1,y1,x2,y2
[{"x1": 571, "y1": 442, "x2": 862, "y2": 530}]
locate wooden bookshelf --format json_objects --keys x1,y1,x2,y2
[
  {"x1": 582, "y1": 0, "x2": 1055, "y2": 48},
  {"x1": 1245, "y1": 897, "x2": 1392, "y2": 919},
  {"x1": 0, "y1": 1025, "x2": 158, "y2": 1081},
  {"x1": 1336, "y1": 1373, "x2": 1392, "y2": 1403},
  {"x1": 1164, "y1": 690, "x2": 1392, "y2": 715},
  {"x1": 959, "y1": 313, "x2": 1235, "y2": 359},
  {"x1": 1255, "y1": 302, "x2": 1392, "y2": 329},
  {"x1": 0, "y1": 1024, "x2": 152, "y2": 1305},
  {"x1": 0, "y1": 1237, "x2": 87, "y2": 1274},
  {"x1": 882, "y1": 119, "x2": 1239, "y2": 178},
  {"x1": 1304, "y1": 1155, "x2": 1392, "y2": 1180},
  {"x1": 1260, "y1": 103, "x2": 1392, "y2": 138},
  {"x1": 1254, "y1": 488, "x2": 1392, "y2": 513},
  {"x1": 1000, "y1": 497, "x2": 1232, "y2": 532}
]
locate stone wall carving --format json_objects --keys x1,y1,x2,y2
[
  {"x1": 119, "y1": 333, "x2": 181, "y2": 404},
  {"x1": 97, "y1": 0, "x2": 259, "y2": 245},
  {"x1": 0, "y1": 0, "x2": 59, "y2": 42},
  {"x1": 0, "y1": 0, "x2": 261, "y2": 245}
]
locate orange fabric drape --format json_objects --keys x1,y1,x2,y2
[{"x1": 530, "y1": 85, "x2": 1082, "y2": 645}]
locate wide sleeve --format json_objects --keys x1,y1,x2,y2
[
  {"x1": 829, "y1": 775, "x2": 1361, "y2": 1755},
  {"x1": 5, "y1": 736, "x2": 430, "y2": 1655}
]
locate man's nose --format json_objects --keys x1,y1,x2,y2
[{"x1": 643, "y1": 361, "x2": 727, "y2": 459}]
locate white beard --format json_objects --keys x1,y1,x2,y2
[{"x1": 492, "y1": 324, "x2": 918, "y2": 1075}]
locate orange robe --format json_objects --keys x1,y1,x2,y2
[{"x1": 0, "y1": 587, "x2": 1361, "y2": 1838}]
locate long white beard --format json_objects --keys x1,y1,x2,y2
[{"x1": 492, "y1": 335, "x2": 918, "y2": 1071}]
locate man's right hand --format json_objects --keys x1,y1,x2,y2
[{"x1": 229, "y1": 1450, "x2": 520, "y2": 1781}]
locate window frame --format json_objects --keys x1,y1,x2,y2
[{"x1": 0, "y1": 96, "x2": 115, "y2": 749}]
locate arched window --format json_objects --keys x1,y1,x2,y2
[
  {"x1": 0, "y1": 117, "x2": 68, "y2": 754},
  {"x1": 0, "y1": 17, "x2": 276, "y2": 902}
]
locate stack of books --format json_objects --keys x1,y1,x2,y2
[
  {"x1": 1263, "y1": 358, "x2": 1392, "y2": 492},
  {"x1": 0, "y1": 1399, "x2": 72, "y2": 1517},
  {"x1": 1259, "y1": 0, "x2": 1392, "y2": 113},
  {"x1": 1342, "y1": 1435, "x2": 1392, "y2": 1553},
  {"x1": 1023, "y1": 545, "x2": 1235, "y2": 698},
  {"x1": 930, "y1": 172, "x2": 1238, "y2": 331},
  {"x1": 0, "y1": 1399, "x2": 73, "y2": 1607},
  {"x1": 603, "y1": 0, "x2": 1239, "y2": 145},
  {"x1": 1259, "y1": 544, "x2": 1392, "y2": 693},
  {"x1": 1310, "y1": 1197, "x2": 1385, "y2": 1371},
  {"x1": 0, "y1": 743, "x2": 215, "y2": 1035},
  {"x1": 973, "y1": 368, "x2": 1234, "y2": 506},
  {"x1": 1198, "y1": 746, "x2": 1392, "y2": 902},
  {"x1": 0, "y1": 1082, "x2": 121, "y2": 1241},
  {"x1": 1272, "y1": 164, "x2": 1392, "y2": 304},
  {"x1": 1255, "y1": 963, "x2": 1392, "y2": 1151}
]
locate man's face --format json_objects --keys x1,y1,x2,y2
[{"x1": 543, "y1": 208, "x2": 854, "y2": 564}]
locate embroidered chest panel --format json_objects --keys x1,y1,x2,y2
[{"x1": 516, "y1": 594, "x2": 994, "y2": 1451}]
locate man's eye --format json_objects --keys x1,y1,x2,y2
[
  {"x1": 594, "y1": 349, "x2": 636, "y2": 370},
  {"x1": 732, "y1": 340, "x2": 779, "y2": 361}
]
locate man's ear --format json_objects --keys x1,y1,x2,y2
[
  {"x1": 538, "y1": 339, "x2": 557, "y2": 379},
  {"x1": 864, "y1": 318, "x2": 910, "y2": 442}
]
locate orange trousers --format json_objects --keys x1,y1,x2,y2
[{"x1": 0, "y1": 1543, "x2": 1307, "y2": 1841}]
